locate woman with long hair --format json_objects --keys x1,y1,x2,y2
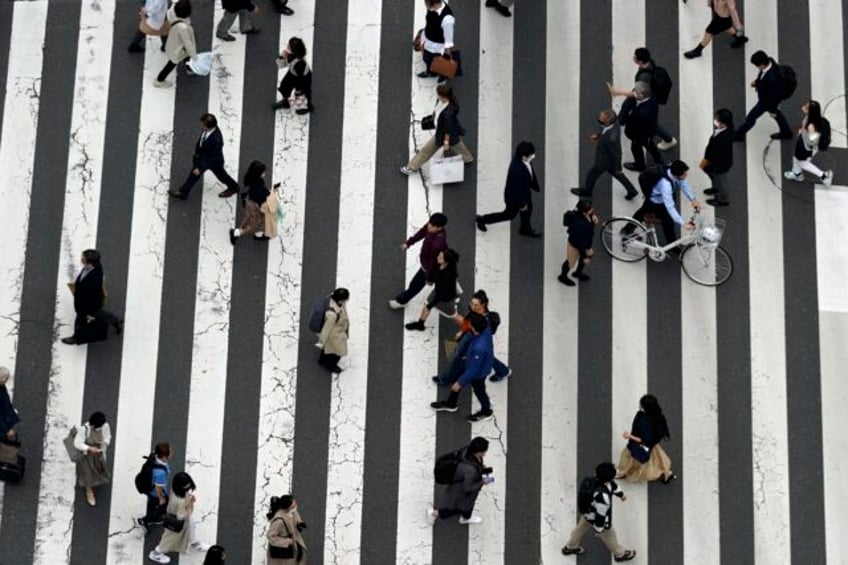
[
  {"x1": 266, "y1": 494, "x2": 308, "y2": 564},
  {"x1": 149, "y1": 472, "x2": 211, "y2": 563},
  {"x1": 273, "y1": 37, "x2": 313, "y2": 114},
  {"x1": 230, "y1": 160, "x2": 274, "y2": 244},
  {"x1": 783, "y1": 99, "x2": 833, "y2": 185},
  {"x1": 405, "y1": 249, "x2": 460, "y2": 331},
  {"x1": 616, "y1": 394, "x2": 676, "y2": 483}
]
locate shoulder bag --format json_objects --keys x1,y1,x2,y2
[{"x1": 268, "y1": 517, "x2": 295, "y2": 559}]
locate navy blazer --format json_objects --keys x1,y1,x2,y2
[
  {"x1": 703, "y1": 128, "x2": 734, "y2": 174},
  {"x1": 620, "y1": 95, "x2": 659, "y2": 140},
  {"x1": 193, "y1": 128, "x2": 226, "y2": 170},
  {"x1": 755, "y1": 63, "x2": 783, "y2": 111},
  {"x1": 74, "y1": 264, "x2": 104, "y2": 317},
  {"x1": 503, "y1": 158, "x2": 540, "y2": 209}
]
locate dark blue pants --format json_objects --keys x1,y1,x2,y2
[
  {"x1": 178, "y1": 163, "x2": 240, "y2": 197},
  {"x1": 438, "y1": 332, "x2": 509, "y2": 384},
  {"x1": 395, "y1": 268, "x2": 427, "y2": 305},
  {"x1": 736, "y1": 100, "x2": 792, "y2": 137},
  {"x1": 446, "y1": 379, "x2": 491, "y2": 413},
  {"x1": 142, "y1": 495, "x2": 168, "y2": 526}
]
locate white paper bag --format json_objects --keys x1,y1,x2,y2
[
  {"x1": 429, "y1": 155, "x2": 465, "y2": 185},
  {"x1": 187, "y1": 52, "x2": 213, "y2": 76}
]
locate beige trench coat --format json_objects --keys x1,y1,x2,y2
[
  {"x1": 164, "y1": 7, "x2": 197, "y2": 64},
  {"x1": 318, "y1": 301, "x2": 349, "y2": 357},
  {"x1": 267, "y1": 508, "x2": 308, "y2": 565}
]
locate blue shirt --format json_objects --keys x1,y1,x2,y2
[
  {"x1": 649, "y1": 174, "x2": 696, "y2": 225},
  {"x1": 150, "y1": 458, "x2": 170, "y2": 497}
]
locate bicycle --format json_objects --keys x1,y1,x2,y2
[{"x1": 600, "y1": 211, "x2": 733, "y2": 286}]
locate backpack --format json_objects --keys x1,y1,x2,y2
[
  {"x1": 434, "y1": 449, "x2": 463, "y2": 484},
  {"x1": 487, "y1": 311, "x2": 501, "y2": 335},
  {"x1": 134, "y1": 453, "x2": 165, "y2": 495},
  {"x1": 308, "y1": 297, "x2": 331, "y2": 333},
  {"x1": 818, "y1": 117, "x2": 831, "y2": 151},
  {"x1": 776, "y1": 64, "x2": 797, "y2": 100},
  {"x1": 638, "y1": 164, "x2": 667, "y2": 199},
  {"x1": 563, "y1": 210, "x2": 576, "y2": 228},
  {"x1": 650, "y1": 65, "x2": 673, "y2": 105},
  {"x1": 577, "y1": 476, "x2": 599, "y2": 514}
]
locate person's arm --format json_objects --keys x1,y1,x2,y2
[
  {"x1": 403, "y1": 225, "x2": 427, "y2": 249},
  {"x1": 606, "y1": 81, "x2": 634, "y2": 97},
  {"x1": 267, "y1": 517, "x2": 295, "y2": 547},
  {"x1": 660, "y1": 180, "x2": 685, "y2": 225},
  {"x1": 73, "y1": 424, "x2": 90, "y2": 452},
  {"x1": 102, "y1": 422, "x2": 112, "y2": 450},
  {"x1": 441, "y1": 15, "x2": 455, "y2": 51}
]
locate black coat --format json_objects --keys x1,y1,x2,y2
[
  {"x1": 703, "y1": 128, "x2": 734, "y2": 174},
  {"x1": 503, "y1": 158, "x2": 540, "y2": 209},
  {"x1": 74, "y1": 264, "x2": 104, "y2": 317},
  {"x1": 222, "y1": 0, "x2": 255, "y2": 12},
  {"x1": 192, "y1": 128, "x2": 226, "y2": 170},
  {"x1": 620, "y1": 96, "x2": 659, "y2": 141},
  {"x1": 593, "y1": 123, "x2": 623, "y2": 171},
  {"x1": 567, "y1": 213, "x2": 595, "y2": 251},
  {"x1": 435, "y1": 104, "x2": 465, "y2": 147},
  {"x1": 756, "y1": 63, "x2": 783, "y2": 111}
]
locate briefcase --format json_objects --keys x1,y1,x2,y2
[{"x1": 0, "y1": 454, "x2": 25, "y2": 483}]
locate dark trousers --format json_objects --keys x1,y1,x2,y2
[
  {"x1": 736, "y1": 100, "x2": 792, "y2": 137},
  {"x1": 395, "y1": 268, "x2": 427, "y2": 305},
  {"x1": 630, "y1": 137, "x2": 662, "y2": 170},
  {"x1": 318, "y1": 352, "x2": 341, "y2": 370},
  {"x1": 584, "y1": 165, "x2": 638, "y2": 197},
  {"x1": 707, "y1": 170, "x2": 730, "y2": 202},
  {"x1": 142, "y1": 495, "x2": 168, "y2": 526},
  {"x1": 156, "y1": 57, "x2": 190, "y2": 83},
  {"x1": 479, "y1": 201, "x2": 533, "y2": 233},
  {"x1": 633, "y1": 200, "x2": 677, "y2": 245},
  {"x1": 279, "y1": 72, "x2": 312, "y2": 102},
  {"x1": 178, "y1": 162, "x2": 240, "y2": 197},
  {"x1": 422, "y1": 49, "x2": 436, "y2": 72},
  {"x1": 438, "y1": 508, "x2": 473, "y2": 520},
  {"x1": 129, "y1": 30, "x2": 167, "y2": 50},
  {"x1": 655, "y1": 123, "x2": 673, "y2": 143},
  {"x1": 446, "y1": 379, "x2": 491, "y2": 413}
]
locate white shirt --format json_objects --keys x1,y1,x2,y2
[
  {"x1": 423, "y1": 3, "x2": 456, "y2": 53},
  {"x1": 144, "y1": 0, "x2": 169, "y2": 30},
  {"x1": 200, "y1": 127, "x2": 216, "y2": 145},
  {"x1": 523, "y1": 160, "x2": 533, "y2": 178}
]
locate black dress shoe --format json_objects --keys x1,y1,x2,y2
[
  {"x1": 218, "y1": 188, "x2": 238, "y2": 198},
  {"x1": 272, "y1": 99, "x2": 290, "y2": 110},
  {"x1": 730, "y1": 35, "x2": 748, "y2": 48},
  {"x1": 487, "y1": 1, "x2": 511, "y2": 17},
  {"x1": 217, "y1": 33, "x2": 236, "y2": 42},
  {"x1": 417, "y1": 71, "x2": 436, "y2": 78},
  {"x1": 623, "y1": 162, "x2": 644, "y2": 172},
  {"x1": 168, "y1": 191, "x2": 187, "y2": 200},
  {"x1": 575, "y1": 273, "x2": 590, "y2": 281},
  {"x1": 557, "y1": 274, "x2": 575, "y2": 287},
  {"x1": 570, "y1": 188, "x2": 589, "y2": 197},
  {"x1": 475, "y1": 215, "x2": 488, "y2": 232},
  {"x1": 703, "y1": 187, "x2": 717, "y2": 195},
  {"x1": 706, "y1": 198, "x2": 729, "y2": 207},
  {"x1": 625, "y1": 191, "x2": 639, "y2": 201},
  {"x1": 61, "y1": 336, "x2": 77, "y2": 345},
  {"x1": 229, "y1": 229, "x2": 237, "y2": 245},
  {"x1": 518, "y1": 230, "x2": 542, "y2": 238},
  {"x1": 770, "y1": 132, "x2": 793, "y2": 140},
  {"x1": 276, "y1": 5, "x2": 294, "y2": 15}
]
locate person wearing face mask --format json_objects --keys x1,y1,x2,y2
[
  {"x1": 700, "y1": 109, "x2": 735, "y2": 207},
  {"x1": 401, "y1": 84, "x2": 473, "y2": 175},
  {"x1": 571, "y1": 109, "x2": 639, "y2": 200},
  {"x1": 476, "y1": 141, "x2": 542, "y2": 238},
  {"x1": 266, "y1": 494, "x2": 308, "y2": 564}
]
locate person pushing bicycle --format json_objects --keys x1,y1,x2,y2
[{"x1": 633, "y1": 160, "x2": 701, "y2": 245}]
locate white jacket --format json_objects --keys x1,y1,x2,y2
[{"x1": 73, "y1": 422, "x2": 112, "y2": 462}]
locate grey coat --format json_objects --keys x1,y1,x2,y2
[
  {"x1": 436, "y1": 448, "x2": 485, "y2": 512},
  {"x1": 594, "y1": 122, "x2": 624, "y2": 171}
]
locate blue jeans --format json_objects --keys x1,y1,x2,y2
[{"x1": 437, "y1": 332, "x2": 509, "y2": 385}]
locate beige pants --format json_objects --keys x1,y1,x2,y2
[
  {"x1": 406, "y1": 137, "x2": 474, "y2": 171},
  {"x1": 565, "y1": 517, "x2": 625, "y2": 557}
]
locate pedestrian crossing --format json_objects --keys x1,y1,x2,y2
[{"x1": 0, "y1": 0, "x2": 846, "y2": 564}]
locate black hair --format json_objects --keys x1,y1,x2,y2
[
  {"x1": 154, "y1": 442, "x2": 172, "y2": 459},
  {"x1": 243, "y1": 160, "x2": 266, "y2": 186},
  {"x1": 576, "y1": 200, "x2": 593, "y2": 214},
  {"x1": 174, "y1": 0, "x2": 192, "y2": 19},
  {"x1": 429, "y1": 212, "x2": 448, "y2": 228},
  {"x1": 669, "y1": 160, "x2": 689, "y2": 177},
  {"x1": 596, "y1": 462, "x2": 617, "y2": 482},
  {"x1": 469, "y1": 436, "x2": 489, "y2": 454},
  {"x1": 806, "y1": 100, "x2": 823, "y2": 131},
  {"x1": 514, "y1": 141, "x2": 535, "y2": 159},
  {"x1": 634, "y1": 47, "x2": 652, "y2": 64},
  {"x1": 471, "y1": 289, "x2": 489, "y2": 306},
  {"x1": 88, "y1": 411, "x2": 106, "y2": 428},
  {"x1": 171, "y1": 471, "x2": 197, "y2": 498},
  {"x1": 331, "y1": 288, "x2": 350, "y2": 303},
  {"x1": 750, "y1": 50, "x2": 770, "y2": 67},
  {"x1": 640, "y1": 394, "x2": 671, "y2": 440},
  {"x1": 441, "y1": 248, "x2": 459, "y2": 266},
  {"x1": 266, "y1": 494, "x2": 295, "y2": 519},
  {"x1": 715, "y1": 108, "x2": 734, "y2": 129},
  {"x1": 200, "y1": 113, "x2": 217, "y2": 129},
  {"x1": 82, "y1": 249, "x2": 101, "y2": 266},
  {"x1": 288, "y1": 37, "x2": 307, "y2": 59},
  {"x1": 203, "y1": 545, "x2": 227, "y2": 565},
  {"x1": 468, "y1": 312, "x2": 488, "y2": 334}
]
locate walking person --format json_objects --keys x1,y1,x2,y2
[
  {"x1": 734, "y1": 50, "x2": 793, "y2": 141},
  {"x1": 684, "y1": 0, "x2": 748, "y2": 59},
  {"x1": 61, "y1": 249, "x2": 123, "y2": 345},
  {"x1": 0, "y1": 368, "x2": 19, "y2": 443},
  {"x1": 266, "y1": 494, "x2": 308, "y2": 564},
  {"x1": 317, "y1": 288, "x2": 350, "y2": 375},
  {"x1": 632, "y1": 160, "x2": 701, "y2": 245},
  {"x1": 428, "y1": 436, "x2": 493, "y2": 524},
  {"x1": 783, "y1": 99, "x2": 833, "y2": 185},
  {"x1": 154, "y1": 0, "x2": 197, "y2": 88},
  {"x1": 74, "y1": 411, "x2": 111, "y2": 507},
  {"x1": 405, "y1": 249, "x2": 460, "y2": 331},
  {"x1": 229, "y1": 161, "x2": 276, "y2": 244},
  {"x1": 476, "y1": 141, "x2": 542, "y2": 238},
  {"x1": 138, "y1": 443, "x2": 172, "y2": 530},
  {"x1": 616, "y1": 394, "x2": 677, "y2": 484},
  {"x1": 484, "y1": 0, "x2": 512, "y2": 17},
  {"x1": 389, "y1": 213, "x2": 448, "y2": 309},
  {"x1": 128, "y1": 0, "x2": 170, "y2": 53},
  {"x1": 148, "y1": 472, "x2": 212, "y2": 563},
  {"x1": 571, "y1": 109, "x2": 638, "y2": 200},
  {"x1": 272, "y1": 37, "x2": 314, "y2": 114},
  {"x1": 170, "y1": 113, "x2": 241, "y2": 200},
  {"x1": 431, "y1": 313, "x2": 494, "y2": 422},
  {"x1": 559, "y1": 200, "x2": 600, "y2": 287},
  {"x1": 701, "y1": 108, "x2": 735, "y2": 206},
  {"x1": 216, "y1": 0, "x2": 260, "y2": 42},
  {"x1": 618, "y1": 83, "x2": 662, "y2": 173},
  {"x1": 418, "y1": 0, "x2": 456, "y2": 80},
  {"x1": 401, "y1": 84, "x2": 474, "y2": 175},
  {"x1": 561, "y1": 462, "x2": 636, "y2": 561}
]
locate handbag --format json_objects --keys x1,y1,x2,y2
[
  {"x1": 413, "y1": 28, "x2": 424, "y2": 52},
  {"x1": 163, "y1": 512, "x2": 185, "y2": 533},
  {"x1": 64, "y1": 427, "x2": 83, "y2": 463},
  {"x1": 429, "y1": 154, "x2": 465, "y2": 185},
  {"x1": 626, "y1": 440, "x2": 651, "y2": 464},
  {"x1": 187, "y1": 52, "x2": 213, "y2": 76},
  {"x1": 429, "y1": 53, "x2": 458, "y2": 79},
  {"x1": 421, "y1": 114, "x2": 435, "y2": 130}
]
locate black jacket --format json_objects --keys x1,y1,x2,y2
[
  {"x1": 74, "y1": 264, "x2": 105, "y2": 317},
  {"x1": 244, "y1": 180, "x2": 270, "y2": 206},
  {"x1": 755, "y1": 63, "x2": 783, "y2": 111},
  {"x1": 429, "y1": 265, "x2": 458, "y2": 305},
  {"x1": 594, "y1": 123, "x2": 623, "y2": 171},
  {"x1": 620, "y1": 96, "x2": 659, "y2": 141},
  {"x1": 503, "y1": 158, "x2": 540, "y2": 209},
  {"x1": 222, "y1": 0, "x2": 255, "y2": 12},
  {"x1": 435, "y1": 104, "x2": 465, "y2": 147},
  {"x1": 193, "y1": 128, "x2": 226, "y2": 170},
  {"x1": 567, "y1": 213, "x2": 596, "y2": 251},
  {"x1": 703, "y1": 128, "x2": 734, "y2": 174}
]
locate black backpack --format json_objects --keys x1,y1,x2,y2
[
  {"x1": 434, "y1": 449, "x2": 463, "y2": 484},
  {"x1": 134, "y1": 453, "x2": 165, "y2": 495},
  {"x1": 577, "y1": 476, "x2": 599, "y2": 514},
  {"x1": 307, "y1": 296, "x2": 331, "y2": 333},
  {"x1": 563, "y1": 210, "x2": 576, "y2": 228},
  {"x1": 650, "y1": 65, "x2": 673, "y2": 105},
  {"x1": 638, "y1": 164, "x2": 667, "y2": 199},
  {"x1": 487, "y1": 311, "x2": 501, "y2": 335},
  {"x1": 818, "y1": 117, "x2": 831, "y2": 151},
  {"x1": 776, "y1": 64, "x2": 797, "y2": 100}
]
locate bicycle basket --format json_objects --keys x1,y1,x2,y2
[{"x1": 698, "y1": 217, "x2": 726, "y2": 248}]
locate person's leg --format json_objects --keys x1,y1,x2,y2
[
  {"x1": 445, "y1": 388, "x2": 461, "y2": 408},
  {"x1": 736, "y1": 101, "x2": 767, "y2": 137},
  {"x1": 596, "y1": 526, "x2": 627, "y2": 558},
  {"x1": 564, "y1": 516, "x2": 591, "y2": 549},
  {"x1": 279, "y1": 72, "x2": 297, "y2": 99},
  {"x1": 395, "y1": 268, "x2": 427, "y2": 305},
  {"x1": 470, "y1": 379, "x2": 492, "y2": 413},
  {"x1": 421, "y1": 49, "x2": 435, "y2": 75},
  {"x1": 480, "y1": 205, "x2": 520, "y2": 225},
  {"x1": 645, "y1": 137, "x2": 662, "y2": 165},
  {"x1": 714, "y1": 172, "x2": 730, "y2": 202},
  {"x1": 209, "y1": 164, "x2": 240, "y2": 192},
  {"x1": 518, "y1": 200, "x2": 534, "y2": 233},
  {"x1": 582, "y1": 164, "x2": 604, "y2": 196},
  {"x1": 451, "y1": 140, "x2": 475, "y2": 163},
  {"x1": 491, "y1": 356, "x2": 509, "y2": 378},
  {"x1": 658, "y1": 207, "x2": 678, "y2": 245},
  {"x1": 790, "y1": 156, "x2": 804, "y2": 175},
  {"x1": 177, "y1": 166, "x2": 204, "y2": 197},
  {"x1": 655, "y1": 123, "x2": 673, "y2": 143},
  {"x1": 630, "y1": 140, "x2": 647, "y2": 170},
  {"x1": 129, "y1": 29, "x2": 146, "y2": 50},
  {"x1": 216, "y1": 10, "x2": 237, "y2": 38},
  {"x1": 238, "y1": 9, "x2": 255, "y2": 32},
  {"x1": 798, "y1": 158, "x2": 824, "y2": 178},
  {"x1": 437, "y1": 508, "x2": 463, "y2": 520},
  {"x1": 156, "y1": 60, "x2": 177, "y2": 83},
  {"x1": 610, "y1": 169, "x2": 639, "y2": 197},
  {"x1": 406, "y1": 136, "x2": 438, "y2": 171},
  {"x1": 772, "y1": 108, "x2": 793, "y2": 137}
]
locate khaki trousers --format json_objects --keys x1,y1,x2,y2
[
  {"x1": 406, "y1": 136, "x2": 474, "y2": 171},
  {"x1": 565, "y1": 517, "x2": 625, "y2": 557}
]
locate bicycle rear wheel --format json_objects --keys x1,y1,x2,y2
[
  {"x1": 601, "y1": 218, "x2": 649, "y2": 262},
  {"x1": 681, "y1": 244, "x2": 733, "y2": 286}
]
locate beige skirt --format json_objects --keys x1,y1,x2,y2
[{"x1": 617, "y1": 443, "x2": 672, "y2": 483}]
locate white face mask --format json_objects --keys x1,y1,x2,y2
[
  {"x1": 713, "y1": 120, "x2": 722, "y2": 129},
  {"x1": 526, "y1": 154, "x2": 536, "y2": 163}
]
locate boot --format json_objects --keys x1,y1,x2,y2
[{"x1": 684, "y1": 43, "x2": 704, "y2": 59}]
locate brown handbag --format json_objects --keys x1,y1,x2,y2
[{"x1": 429, "y1": 55, "x2": 458, "y2": 79}]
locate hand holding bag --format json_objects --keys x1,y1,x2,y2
[
  {"x1": 268, "y1": 516, "x2": 296, "y2": 558},
  {"x1": 430, "y1": 53, "x2": 458, "y2": 79}
]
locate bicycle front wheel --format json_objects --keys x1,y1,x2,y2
[
  {"x1": 601, "y1": 218, "x2": 649, "y2": 262},
  {"x1": 681, "y1": 244, "x2": 733, "y2": 286}
]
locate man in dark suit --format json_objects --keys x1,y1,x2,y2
[
  {"x1": 620, "y1": 82, "x2": 661, "y2": 172},
  {"x1": 61, "y1": 249, "x2": 123, "y2": 345},
  {"x1": 734, "y1": 50, "x2": 792, "y2": 141},
  {"x1": 572, "y1": 109, "x2": 639, "y2": 200},
  {"x1": 701, "y1": 108, "x2": 734, "y2": 206},
  {"x1": 170, "y1": 113, "x2": 241, "y2": 200},
  {"x1": 476, "y1": 141, "x2": 542, "y2": 238}
]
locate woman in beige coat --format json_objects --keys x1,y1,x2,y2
[
  {"x1": 317, "y1": 288, "x2": 349, "y2": 374},
  {"x1": 149, "y1": 472, "x2": 211, "y2": 564},
  {"x1": 266, "y1": 495, "x2": 307, "y2": 564},
  {"x1": 155, "y1": 0, "x2": 197, "y2": 88}
]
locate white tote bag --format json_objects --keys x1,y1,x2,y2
[
  {"x1": 429, "y1": 154, "x2": 465, "y2": 185},
  {"x1": 187, "y1": 52, "x2": 213, "y2": 76}
]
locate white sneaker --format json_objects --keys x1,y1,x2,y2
[
  {"x1": 783, "y1": 170, "x2": 804, "y2": 182},
  {"x1": 191, "y1": 541, "x2": 212, "y2": 552},
  {"x1": 458, "y1": 514, "x2": 483, "y2": 525},
  {"x1": 822, "y1": 170, "x2": 833, "y2": 186},
  {"x1": 657, "y1": 137, "x2": 678, "y2": 151},
  {"x1": 153, "y1": 80, "x2": 172, "y2": 88},
  {"x1": 148, "y1": 550, "x2": 171, "y2": 564},
  {"x1": 388, "y1": 299, "x2": 404, "y2": 310},
  {"x1": 427, "y1": 507, "x2": 438, "y2": 525}
]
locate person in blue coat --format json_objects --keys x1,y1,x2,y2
[
  {"x1": 476, "y1": 141, "x2": 542, "y2": 238},
  {"x1": 430, "y1": 313, "x2": 495, "y2": 422}
]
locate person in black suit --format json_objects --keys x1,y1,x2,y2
[
  {"x1": 701, "y1": 109, "x2": 734, "y2": 206},
  {"x1": 620, "y1": 82, "x2": 661, "y2": 172},
  {"x1": 476, "y1": 141, "x2": 542, "y2": 238},
  {"x1": 734, "y1": 50, "x2": 792, "y2": 141},
  {"x1": 572, "y1": 109, "x2": 639, "y2": 200},
  {"x1": 61, "y1": 250, "x2": 123, "y2": 345},
  {"x1": 170, "y1": 113, "x2": 241, "y2": 200}
]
